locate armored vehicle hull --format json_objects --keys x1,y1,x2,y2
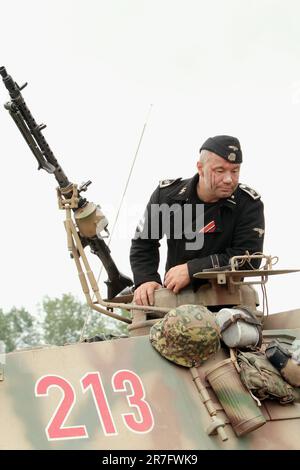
[{"x1": 1, "y1": 307, "x2": 300, "y2": 450}]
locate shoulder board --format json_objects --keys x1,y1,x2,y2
[
  {"x1": 159, "y1": 178, "x2": 182, "y2": 188},
  {"x1": 239, "y1": 184, "x2": 261, "y2": 200}
]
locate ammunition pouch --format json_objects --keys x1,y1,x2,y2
[{"x1": 237, "y1": 350, "x2": 295, "y2": 404}]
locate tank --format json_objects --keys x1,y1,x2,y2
[
  {"x1": 1, "y1": 262, "x2": 300, "y2": 450},
  {"x1": 0, "y1": 67, "x2": 300, "y2": 451}
]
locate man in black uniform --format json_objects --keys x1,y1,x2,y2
[{"x1": 130, "y1": 135, "x2": 265, "y2": 306}]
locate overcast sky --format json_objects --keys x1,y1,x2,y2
[{"x1": 0, "y1": 0, "x2": 300, "y2": 316}]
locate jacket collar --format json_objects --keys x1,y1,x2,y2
[
  {"x1": 171, "y1": 173, "x2": 237, "y2": 209},
  {"x1": 170, "y1": 174, "x2": 199, "y2": 202}
]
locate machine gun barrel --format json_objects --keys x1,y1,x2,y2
[
  {"x1": 0, "y1": 66, "x2": 133, "y2": 299},
  {"x1": 0, "y1": 66, "x2": 71, "y2": 188}
]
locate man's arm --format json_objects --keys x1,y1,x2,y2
[
  {"x1": 186, "y1": 198, "x2": 265, "y2": 278},
  {"x1": 130, "y1": 186, "x2": 163, "y2": 288}
]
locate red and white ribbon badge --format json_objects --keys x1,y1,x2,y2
[{"x1": 199, "y1": 220, "x2": 216, "y2": 233}]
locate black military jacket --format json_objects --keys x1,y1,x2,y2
[{"x1": 130, "y1": 174, "x2": 265, "y2": 288}]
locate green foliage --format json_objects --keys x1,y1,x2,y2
[
  {"x1": 42, "y1": 293, "x2": 128, "y2": 346},
  {"x1": 0, "y1": 293, "x2": 130, "y2": 351},
  {"x1": 0, "y1": 307, "x2": 41, "y2": 353}
]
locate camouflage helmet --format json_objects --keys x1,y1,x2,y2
[{"x1": 149, "y1": 304, "x2": 220, "y2": 367}]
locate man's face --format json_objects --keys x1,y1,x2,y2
[{"x1": 197, "y1": 152, "x2": 240, "y2": 200}]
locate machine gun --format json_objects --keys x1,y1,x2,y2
[{"x1": 0, "y1": 66, "x2": 133, "y2": 301}]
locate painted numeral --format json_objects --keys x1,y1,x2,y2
[
  {"x1": 35, "y1": 370, "x2": 154, "y2": 441},
  {"x1": 81, "y1": 372, "x2": 117, "y2": 436},
  {"x1": 35, "y1": 375, "x2": 88, "y2": 440},
  {"x1": 112, "y1": 369, "x2": 154, "y2": 433}
]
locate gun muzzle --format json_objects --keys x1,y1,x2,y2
[
  {"x1": 0, "y1": 66, "x2": 8, "y2": 78},
  {"x1": 0, "y1": 66, "x2": 20, "y2": 99}
]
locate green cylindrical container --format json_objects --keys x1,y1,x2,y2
[{"x1": 205, "y1": 358, "x2": 266, "y2": 436}]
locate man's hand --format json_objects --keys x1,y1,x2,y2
[
  {"x1": 133, "y1": 281, "x2": 162, "y2": 306},
  {"x1": 164, "y1": 263, "x2": 190, "y2": 294}
]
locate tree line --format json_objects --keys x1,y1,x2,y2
[{"x1": 0, "y1": 293, "x2": 129, "y2": 353}]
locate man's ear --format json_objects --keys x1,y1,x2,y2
[{"x1": 197, "y1": 160, "x2": 204, "y2": 177}]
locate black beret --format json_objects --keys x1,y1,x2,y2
[{"x1": 200, "y1": 135, "x2": 242, "y2": 163}]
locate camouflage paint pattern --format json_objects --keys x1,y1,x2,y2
[{"x1": 1, "y1": 317, "x2": 300, "y2": 449}]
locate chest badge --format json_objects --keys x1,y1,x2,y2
[{"x1": 199, "y1": 220, "x2": 216, "y2": 233}]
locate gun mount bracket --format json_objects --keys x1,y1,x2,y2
[{"x1": 57, "y1": 183, "x2": 79, "y2": 209}]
